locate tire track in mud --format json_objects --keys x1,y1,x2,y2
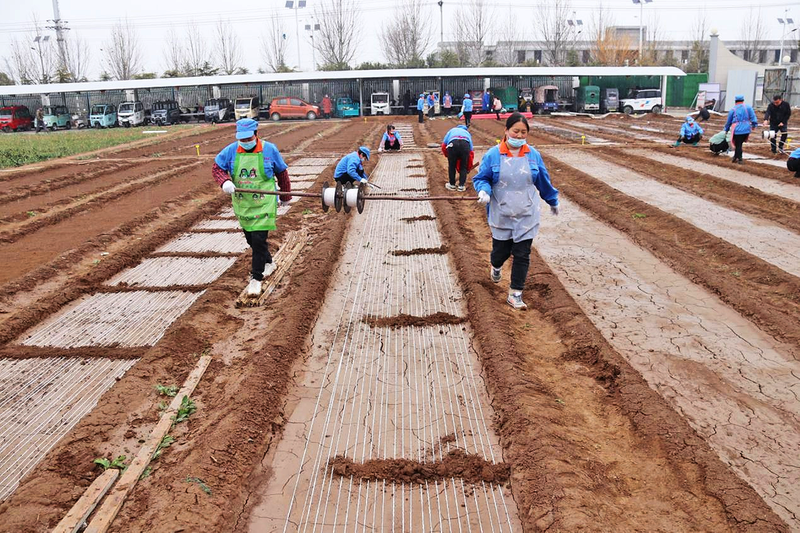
[{"x1": 423, "y1": 151, "x2": 787, "y2": 531}]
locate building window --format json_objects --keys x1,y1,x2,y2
[
  {"x1": 681, "y1": 50, "x2": 689, "y2": 61},
  {"x1": 742, "y1": 50, "x2": 750, "y2": 61},
  {"x1": 759, "y1": 50, "x2": 767, "y2": 63},
  {"x1": 582, "y1": 50, "x2": 591, "y2": 64},
  {"x1": 516, "y1": 50, "x2": 526, "y2": 64},
  {"x1": 775, "y1": 49, "x2": 781, "y2": 63},
  {"x1": 792, "y1": 49, "x2": 798, "y2": 62},
  {"x1": 534, "y1": 50, "x2": 542, "y2": 64}
]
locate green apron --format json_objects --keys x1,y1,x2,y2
[{"x1": 232, "y1": 148, "x2": 277, "y2": 231}]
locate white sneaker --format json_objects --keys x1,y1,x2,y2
[
  {"x1": 263, "y1": 262, "x2": 277, "y2": 278},
  {"x1": 490, "y1": 266, "x2": 501, "y2": 283},
  {"x1": 507, "y1": 291, "x2": 527, "y2": 310},
  {"x1": 445, "y1": 183, "x2": 456, "y2": 191},
  {"x1": 246, "y1": 278, "x2": 262, "y2": 297},
  {"x1": 457, "y1": 185, "x2": 466, "y2": 192}
]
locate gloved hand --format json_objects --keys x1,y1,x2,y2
[
  {"x1": 360, "y1": 178, "x2": 368, "y2": 184},
  {"x1": 221, "y1": 180, "x2": 236, "y2": 194},
  {"x1": 477, "y1": 191, "x2": 490, "y2": 205},
  {"x1": 550, "y1": 204, "x2": 559, "y2": 216}
]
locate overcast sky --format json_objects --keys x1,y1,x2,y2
[{"x1": 0, "y1": 0, "x2": 795, "y2": 79}]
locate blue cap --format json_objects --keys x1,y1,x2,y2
[
  {"x1": 457, "y1": 125, "x2": 469, "y2": 131},
  {"x1": 686, "y1": 115, "x2": 694, "y2": 123},
  {"x1": 734, "y1": 94, "x2": 745, "y2": 102},
  {"x1": 358, "y1": 146, "x2": 371, "y2": 161},
  {"x1": 235, "y1": 118, "x2": 258, "y2": 139}
]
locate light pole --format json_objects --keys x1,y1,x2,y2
[
  {"x1": 285, "y1": 0, "x2": 307, "y2": 70},
  {"x1": 632, "y1": 0, "x2": 652, "y2": 63},
  {"x1": 32, "y1": 35, "x2": 50, "y2": 83},
  {"x1": 778, "y1": 11, "x2": 795, "y2": 66},
  {"x1": 567, "y1": 13, "x2": 583, "y2": 64},
  {"x1": 438, "y1": 0, "x2": 444, "y2": 49},
  {"x1": 305, "y1": 20, "x2": 320, "y2": 70}
]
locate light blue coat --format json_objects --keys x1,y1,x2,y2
[
  {"x1": 725, "y1": 103, "x2": 758, "y2": 135},
  {"x1": 462, "y1": 94, "x2": 473, "y2": 113},
  {"x1": 472, "y1": 144, "x2": 559, "y2": 208},
  {"x1": 334, "y1": 151, "x2": 366, "y2": 181},
  {"x1": 443, "y1": 126, "x2": 473, "y2": 150},
  {"x1": 681, "y1": 121, "x2": 704, "y2": 138}
]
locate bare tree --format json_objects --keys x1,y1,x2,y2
[
  {"x1": 641, "y1": 11, "x2": 663, "y2": 65},
  {"x1": 184, "y1": 22, "x2": 210, "y2": 76},
  {"x1": 216, "y1": 20, "x2": 243, "y2": 75},
  {"x1": 380, "y1": 0, "x2": 431, "y2": 67},
  {"x1": 314, "y1": 0, "x2": 359, "y2": 69},
  {"x1": 493, "y1": 12, "x2": 523, "y2": 66},
  {"x1": 739, "y1": 7, "x2": 767, "y2": 62},
  {"x1": 163, "y1": 27, "x2": 185, "y2": 76},
  {"x1": 261, "y1": 14, "x2": 289, "y2": 72},
  {"x1": 64, "y1": 33, "x2": 91, "y2": 81},
  {"x1": 452, "y1": 0, "x2": 493, "y2": 66},
  {"x1": 102, "y1": 18, "x2": 142, "y2": 80},
  {"x1": 686, "y1": 10, "x2": 709, "y2": 72},
  {"x1": 535, "y1": 0, "x2": 572, "y2": 65}
]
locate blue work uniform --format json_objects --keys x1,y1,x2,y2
[{"x1": 334, "y1": 151, "x2": 367, "y2": 184}]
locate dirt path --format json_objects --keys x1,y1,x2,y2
[{"x1": 425, "y1": 151, "x2": 786, "y2": 531}]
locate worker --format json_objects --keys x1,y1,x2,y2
[
  {"x1": 674, "y1": 115, "x2": 704, "y2": 146},
  {"x1": 403, "y1": 89, "x2": 412, "y2": 115},
  {"x1": 378, "y1": 124, "x2": 403, "y2": 152},
  {"x1": 35, "y1": 107, "x2": 45, "y2": 133},
  {"x1": 787, "y1": 147, "x2": 800, "y2": 178},
  {"x1": 442, "y1": 91, "x2": 452, "y2": 116},
  {"x1": 427, "y1": 93, "x2": 436, "y2": 119},
  {"x1": 472, "y1": 113, "x2": 559, "y2": 310},
  {"x1": 212, "y1": 118, "x2": 291, "y2": 297},
  {"x1": 321, "y1": 94, "x2": 332, "y2": 119},
  {"x1": 708, "y1": 129, "x2": 732, "y2": 156},
  {"x1": 492, "y1": 95, "x2": 503, "y2": 120},
  {"x1": 417, "y1": 93, "x2": 425, "y2": 123},
  {"x1": 724, "y1": 95, "x2": 758, "y2": 164},
  {"x1": 441, "y1": 124, "x2": 474, "y2": 192},
  {"x1": 458, "y1": 92, "x2": 474, "y2": 127},
  {"x1": 482, "y1": 90, "x2": 491, "y2": 114},
  {"x1": 763, "y1": 94, "x2": 791, "y2": 154},
  {"x1": 334, "y1": 146, "x2": 371, "y2": 185}
]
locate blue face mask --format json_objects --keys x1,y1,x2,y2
[
  {"x1": 506, "y1": 137, "x2": 526, "y2": 148},
  {"x1": 239, "y1": 139, "x2": 256, "y2": 150}
]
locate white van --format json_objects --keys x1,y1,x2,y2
[
  {"x1": 619, "y1": 89, "x2": 662, "y2": 114},
  {"x1": 118, "y1": 101, "x2": 147, "y2": 127},
  {"x1": 234, "y1": 97, "x2": 260, "y2": 120},
  {"x1": 371, "y1": 92, "x2": 391, "y2": 115}
]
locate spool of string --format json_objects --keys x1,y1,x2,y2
[
  {"x1": 322, "y1": 187, "x2": 337, "y2": 207},
  {"x1": 345, "y1": 188, "x2": 359, "y2": 208}
]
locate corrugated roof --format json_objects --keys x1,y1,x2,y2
[{"x1": 0, "y1": 66, "x2": 685, "y2": 96}]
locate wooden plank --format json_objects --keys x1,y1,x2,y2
[
  {"x1": 236, "y1": 229, "x2": 308, "y2": 308},
  {"x1": 52, "y1": 469, "x2": 119, "y2": 533},
  {"x1": 83, "y1": 355, "x2": 212, "y2": 533}
]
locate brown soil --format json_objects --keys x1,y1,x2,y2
[
  {"x1": 391, "y1": 245, "x2": 449, "y2": 256},
  {"x1": 329, "y1": 449, "x2": 511, "y2": 485},
  {"x1": 362, "y1": 311, "x2": 466, "y2": 329},
  {"x1": 400, "y1": 215, "x2": 436, "y2": 222},
  {"x1": 424, "y1": 150, "x2": 787, "y2": 531}
]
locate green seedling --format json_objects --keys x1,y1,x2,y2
[
  {"x1": 302, "y1": 209, "x2": 312, "y2": 215},
  {"x1": 186, "y1": 476, "x2": 212, "y2": 495},
  {"x1": 155, "y1": 383, "x2": 179, "y2": 397},
  {"x1": 140, "y1": 466, "x2": 152, "y2": 480},
  {"x1": 157, "y1": 400, "x2": 169, "y2": 412},
  {"x1": 732, "y1": 271, "x2": 741, "y2": 277},
  {"x1": 632, "y1": 213, "x2": 647, "y2": 219},
  {"x1": 26, "y1": 211, "x2": 37, "y2": 217},
  {"x1": 94, "y1": 455, "x2": 127, "y2": 471},
  {"x1": 172, "y1": 395, "x2": 197, "y2": 425},
  {"x1": 151, "y1": 434, "x2": 175, "y2": 461},
  {"x1": 555, "y1": 399, "x2": 566, "y2": 405}
]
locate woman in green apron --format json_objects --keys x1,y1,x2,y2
[
  {"x1": 473, "y1": 113, "x2": 560, "y2": 310},
  {"x1": 212, "y1": 118, "x2": 292, "y2": 296}
]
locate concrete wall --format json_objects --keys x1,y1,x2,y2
[{"x1": 708, "y1": 32, "x2": 767, "y2": 92}]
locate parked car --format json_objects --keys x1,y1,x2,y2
[
  {"x1": 43, "y1": 105, "x2": 72, "y2": 130},
  {"x1": 180, "y1": 104, "x2": 203, "y2": 123},
  {"x1": 71, "y1": 113, "x2": 87, "y2": 129},
  {"x1": 0, "y1": 105, "x2": 33, "y2": 132},
  {"x1": 235, "y1": 96, "x2": 260, "y2": 120},
  {"x1": 151, "y1": 100, "x2": 182, "y2": 125},
  {"x1": 574, "y1": 86, "x2": 600, "y2": 113},
  {"x1": 533, "y1": 85, "x2": 559, "y2": 114},
  {"x1": 518, "y1": 87, "x2": 534, "y2": 112},
  {"x1": 268, "y1": 96, "x2": 319, "y2": 121},
  {"x1": 600, "y1": 88, "x2": 619, "y2": 114},
  {"x1": 118, "y1": 101, "x2": 148, "y2": 127},
  {"x1": 370, "y1": 92, "x2": 391, "y2": 115},
  {"x1": 335, "y1": 97, "x2": 360, "y2": 118},
  {"x1": 620, "y1": 88, "x2": 662, "y2": 114},
  {"x1": 89, "y1": 104, "x2": 118, "y2": 128},
  {"x1": 204, "y1": 98, "x2": 234, "y2": 122}
]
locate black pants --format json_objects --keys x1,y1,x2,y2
[
  {"x1": 490, "y1": 238, "x2": 532, "y2": 291},
  {"x1": 697, "y1": 108, "x2": 710, "y2": 121},
  {"x1": 494, "y1": 109, "x2": 501, "y2": 120},
  {"x1": 787, "y1": 157, "x2": 800, "y2": 177},
  {"x1": 710, "y1": 140, "x2": 728, "y2": 154},
  {"x1": 428, "y1": 106, "x2": 435, "y2": 118},
  {"x1": 447, "y1": 139, "x2": 470, "y2": 187},
  {"x1": 679, "y1": 133, "x2": 701, "y2": 144},
  {"x1": 384, "y1": 138, "x2": 401, "y2": 151},
  {"x1": 732, "y1": 133, "x2": 749, "y2": 161},
  {"x1": 243, "y1": 229, "x2": 272, "y2": 281},
  {"x1": 463, "y1": 111, "x2": 472, "y2": 127},
  {"x1": 418, "y1": 109, "x2": 424, "y2": 123},
  {"x1": 769, "y1": 122, "x2": 788, "y2": 153},
  {"x1": 443, "y1": 107, "x2": 451, "y2": 116}
]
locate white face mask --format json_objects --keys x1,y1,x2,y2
[
  {"x1": 506, "y1": 137, "x2": 526, "y2": 148},
  {"x1": 239, "y1": 139, "x2": 257, "y2": 150}
]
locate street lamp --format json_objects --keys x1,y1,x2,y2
[
  {"x1": 778, "y1": 11, "x2": 795, "y2": 66},
  {"x1": 567, "y1": 13, "x2": 583, "y2": 63},
  {"x1": 285, "y1": 0, "x2": 307, "y2": 70},
  {"x1": 632, "y1": 0, "x2": 652, "y2": 62},
  {"x1": 32, "y1": 35, "x2": 50, "y2": 83},
  {"x1": 304, "y1": 21, "x2": 320, "y2": 71},
  {"x1": 437, "y1": 0, "x2": 444, "y2": 49}
]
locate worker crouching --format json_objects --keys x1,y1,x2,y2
[
  {"x1": 378, "y1": 125, "x2": 403, "y2": 152},
  {"x1": 675, "y1": 116, "x2": 703, "y2": 146},
  {"x1": 787, "y1": 148, "x2": 800, "y2": 178},
  {"x1": 212, "y1": 118, "x2": 292, "y2": 297},
  {"x1": 334, "y1": 146, "x2": 371, "y2": 185},
  {"x1": 473, "y1": 113, "x2": 559, "y2": 310}
]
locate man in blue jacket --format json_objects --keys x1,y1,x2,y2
[
  {"x1": 724, "y1": 94, "x2": 759, "y2": 164},
  {"x1": 441, "y1": 124, "x2": 474, "y2": 191},
  {"x1": 482, "y1": 90, "x2": 491, "y2": 113},
  {"x1": 334, "y1": 146, "x2": 371, "y2": 185},
  {"x1": 417, "y1": 93, "x2": 425, "y2": 123},
  {"x1": 458, "y1": 93, "x2": 474, "y2": 127}
]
